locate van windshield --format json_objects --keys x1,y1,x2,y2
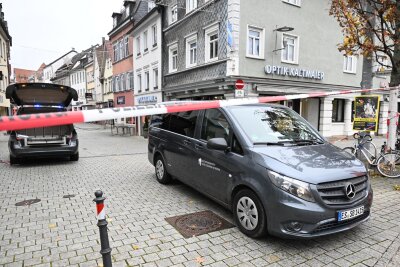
[{"x1": 229, "y1": 106, "x2": 324, "y2": 145}]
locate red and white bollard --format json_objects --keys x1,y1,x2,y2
[{"x1": 93, "y1": 190, "x2": 112, "y2": 267}]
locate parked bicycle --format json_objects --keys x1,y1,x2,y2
[{"x1": 343, "y1": 133, "x2": 400, "y2": 178}]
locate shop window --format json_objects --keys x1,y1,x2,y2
[{"x1": 332, "y1": 99, "x2": 345, "y2": 122}]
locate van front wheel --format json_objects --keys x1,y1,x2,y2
[
  {"x1": 233, "y1": 189, "x2": 267, "y2": 238},
  {"x1": 155, "y1": 156, "x2": 171, "y2": 184}
]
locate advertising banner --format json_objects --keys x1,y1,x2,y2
[{"x1": 353, "y1": 95, "x2": 380, "y2": 132}]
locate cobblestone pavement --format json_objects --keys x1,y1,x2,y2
[{"x1": 0, "y1": 123, "x2": 399, "y2": 267}]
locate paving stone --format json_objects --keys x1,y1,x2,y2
[{"x1": 0, "y1": 125, "x2": 399, "y2": 267}]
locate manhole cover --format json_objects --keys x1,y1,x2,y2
[
  {"x1": 165, "y1": 210, "x2": 234, "y2": 238},
  {"x1": 15, "y1": 199, "x2": 41, "y2": 206},
  {"x1": 63, "y1": 194, "x2": 76, "y2": 199}
]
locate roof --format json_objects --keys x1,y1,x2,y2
[
  {"x1": 45, "y1": 50, "x2": 78, "y2": 67},
  {"x1": 131, "y1": 6, "x2": 160, "y2": 34}
]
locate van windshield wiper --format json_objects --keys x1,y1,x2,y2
[
  {"x1": 289, "y1": 139, "x2": 324, "y2": 145},
  {"x1": 253, "y1": 142, "x2": 286, "y2": 146}
]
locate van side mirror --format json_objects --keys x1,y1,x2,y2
[{"x1": 207, "y1": 138, "x2": 228, "y2": 151}]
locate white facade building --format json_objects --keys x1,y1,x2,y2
[
  {"x1": 133, "y1": 7, "x2": 163, "y2": 135},
  {"x1": 43, "y1": 50, "x2": 77, "y2": 83},
  {"x1": 70, "y1": 69, "x2": 87, "y2": 110}
]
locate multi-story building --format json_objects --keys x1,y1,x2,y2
[
  {"x1": 14, "y1": 68, "x2": 35, "y2": 83},
  {"x1": 43, "y1": 49, "x2": 77, "y2": 83},
  {"x1": 85, "y1": 50, "x2": 96, "y2": 108},
  {"x1": 161, "y1": 0, "x2": 379, "y2": 137},
  {"x1": 27, "y1": 63, "x2": 46, "y2": 83},
  {"x1": 0, "y1": 3, "x2": 11, "y2": 116},
  {"x1": 133, "y1": 5, "x2": 162, "y2": 135},
  {"x1": 94, "y1": 38, "x2": 114, "y2": 108},
  {"x1": 108, "y1": 0, "x2": 151, "y2": 125}
]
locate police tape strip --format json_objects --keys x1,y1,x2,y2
[{"x1": 0, "y1": 86, "x2": 396, "y2": 131}]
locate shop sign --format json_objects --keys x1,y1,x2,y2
[
  {"x1": 138, "y1": 95, "x2": 158, "y2": 104},
  {"x1": 264, "y1": 65, "x2": 324, "y2": 80},
  {"x1": 353, "y1": 95, "x2": 380, "y2": 132}
]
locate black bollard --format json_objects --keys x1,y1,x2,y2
[{"x1": 93, "y1": 190, "x2": 112, "y2": 267}]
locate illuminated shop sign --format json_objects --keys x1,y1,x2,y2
[{"x1": 264, "y1": 65, "x2": 324, "y2": 80}]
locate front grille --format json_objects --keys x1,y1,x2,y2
[
  {"x1": 313, "y1": 210, "x2": 370, "y2": 233},
  {"x1": 316, "y1": 176, "x2": 368, "y2": 206}
]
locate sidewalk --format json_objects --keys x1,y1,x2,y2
[{"x1": 328, "y1": 134, "x2": 388, "y2": 149}]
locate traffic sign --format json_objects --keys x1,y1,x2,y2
[
  {"x1": 235, "y1": 89, "x2": 244, "y2": 98},
  {"x1": 235, "y1": 79, "x2": 244, "y2": 90}
]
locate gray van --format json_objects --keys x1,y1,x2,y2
[{"x1": 148, "y1": 104, "x2": 372, "y2": 238}]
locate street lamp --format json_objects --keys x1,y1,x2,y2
[{"x1": 273, "y1": 25, "x2": 294, "y2": 53}]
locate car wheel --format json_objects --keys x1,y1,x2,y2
[
  {"x1": 233, "y1": 189, "x2": 267, "y2": 238},
  {"x1": 155, "y1": 155, "x2": 171, "y2": 184},
  {"x1": 70, "y1": 152, "x2": 79, "y2": 161},
  {"x1": 10, "y1": 155, "x2": 19, "y2": 165}
]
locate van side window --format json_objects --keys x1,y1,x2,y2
[
  {"x1": 168, "y1": 111, "x2": 199, "y2": 138},
  {"x1": 150, "y1": 114, "x2": 171, "y2": 130},
  {"x1": 231, "y1": 134, "x2": 244, "y2": 155},
  {"x1": 201, "y1": 109, "x2": 230, "y2": 143}
]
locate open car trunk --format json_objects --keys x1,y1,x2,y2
[{"x1": 16, "y1": 107, "x2": 74, "y2": 146}]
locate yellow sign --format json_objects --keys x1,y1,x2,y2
[{"x1": 353, "y1": 95, "x2": 380, "y2": 132}]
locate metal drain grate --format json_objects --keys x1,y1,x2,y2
[
  {"x1": 165, "y1": 210, "x2": 234, "y2": 238},
  {"x1": 63, "y1": 194, "x2": 76, "y2": 199},
  {"x1": 15, "y1": 199, "x2": 41, "y2": 206}
]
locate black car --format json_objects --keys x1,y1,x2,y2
[{"x1": 6, "y1": 83, "x2": 79, "y2": 165}]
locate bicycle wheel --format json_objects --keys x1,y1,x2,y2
[{"x1": 376, "y1": 152, "x2": 400, "y2": 178}]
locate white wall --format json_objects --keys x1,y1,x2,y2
[{"x1": 70, "y1": 70, "x2": 87, "y2": 107}]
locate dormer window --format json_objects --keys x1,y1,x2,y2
[
  {"x1": 125, "y1": 6, "x2": 130, "y2": 16},
  {"x1": 113, "y1": 17, "x2": 118, "y2": 27}
]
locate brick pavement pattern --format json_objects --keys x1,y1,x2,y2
[{"x1": 0, "y1": 123, "x2": 399, "y2": 267}]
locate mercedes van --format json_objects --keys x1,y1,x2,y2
[{"x1": 148, "y1": 104, "x2": 372, "y2": 238}]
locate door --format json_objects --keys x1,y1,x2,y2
[
  {"x1": 165, "y1": 111, "x2": 200, "y2": 183},
  {"x1": 192, "y1": 109, "x2": 238, "y2": 204}
]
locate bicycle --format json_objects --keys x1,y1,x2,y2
[{"x1": 343, "y1": 133, "x2": 400, "y2": 178}]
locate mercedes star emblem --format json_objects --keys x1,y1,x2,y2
[{"x1": 345, "y1": 183, "x2": 356, "y2": 199}]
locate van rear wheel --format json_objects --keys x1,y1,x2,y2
[
  {"x1": 233, "y1": 189, "x2": 267, "y2": 238},
  {"x1": 9, "y1": 155, "x2": 19, "y2": 165},
  {"x1": 70, "y1": 152, "x2": 79, "y2": 161},
  {"x1": 155, "y1": 156, "x2": 171, "y2": 184}
]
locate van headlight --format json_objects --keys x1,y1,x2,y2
[{"x1": 267, "y1": 170, "x2": 315, "y2": 202}]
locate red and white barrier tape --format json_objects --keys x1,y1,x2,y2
[{"x1": 0, "y1": 86, "x2": 396, "y2": 131}]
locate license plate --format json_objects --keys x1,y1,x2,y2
[{"x1": 337, "y1": 206, "x2": 364, "y2": 221}]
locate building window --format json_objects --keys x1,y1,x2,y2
[
  {"x1": 113, "y1": 17, "x2": 118, "y2": 28},
  {"x1": 247, "y1": 26, "x2": 264, "y2": 58},
  {"x1": 169, "y1": 44, "x2": 178, "y2": 73},
  {"x1": 332, "y1": 99, "x2": 345, "y2": 122},
  {"x1": 129, "y1": 72, "x2": 134, "y2": 89},
  {"x1": 171, "y1": 5, "x2": 178, "y2": 23},
  {"x1": 186, "y1": 0, "x2": 197, "y2": 13},
  {"x1": 143, "y1": 31, "x2": 148, "y2": 52},
  {"x1": 119, "y1": 41, "x2": 124, "y2": 59},
  {"x1": 186, "y1": 35, "x2": 197, "y2": 68},
  {"x1": 375, "y1": 55, "x2": 389, "y2": 72},
  {"x1": 125, "y1": 36, "x2": 129, "y2": 57},
  {"x1": 136, "y1": 37, "x2": 141, "y2": 56},
  {"x1": 283, "y1": 0, "x2": 301, "y2": 6},
  {"x1": 137, "y1": 74, "x2": 142, "y2": 93},
  {"x1": 152, "y1": 25, "x2": 157, "y2": 47},
  {"x1": 144, "y1": 71, "x2": 150, "y2": 91},
  {"x1": 113, "y1": 44, "x2": 118, "y2": 61},
  {"x1": 281, "y1": 34, "x2": 299, "y2": 64},
  {"x1": 115, "y1": 76, "x2": 120, "y2": 92},
  {"x1": 205, "y1": 24, "x2": 219, "y2": 62},
  {"x1": 121, "y1": 73, "x2": 126, "y2": 91},
  {"x1": 343, "y1": 55, "x2": 357, "y2": 73},
  {"x1": 153, "y1": 68, "x2": 158, "y2": 89}
]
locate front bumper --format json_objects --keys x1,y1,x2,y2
[{"x1": 265, "y1": 185, "x2": 373, "y2": 239}]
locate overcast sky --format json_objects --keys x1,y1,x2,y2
[{"x1": 2, "y1": 0, "x2": 124, "y2": 70}]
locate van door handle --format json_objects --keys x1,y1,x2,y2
[
  {"x1": 183, "y1": 140, "x2": 191, "y2": 145},
  {"x1": 195, "y1": 144, "x2": 204, "y2": 150}
]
